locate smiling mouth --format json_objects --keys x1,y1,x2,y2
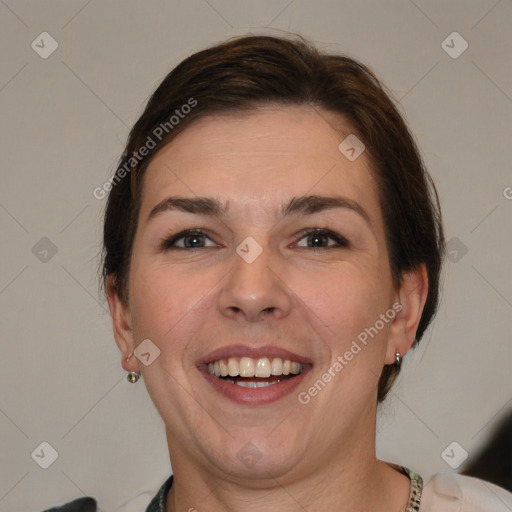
[{"x1": 207, "y1": 356, "x2": 306, "y2": 388}]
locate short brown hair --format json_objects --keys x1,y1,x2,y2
[{"x1": 101, "y1": 34, "x2": 444, "y2": 403}]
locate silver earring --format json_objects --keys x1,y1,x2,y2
[
  {"x1": 395, "y1": 351, "x2": 402, "y2": 368},
  {"x1": 125, "y1": 353, "x2": 140, "y2": 383},
  {"x1": 127, "y1": 371, "x2": 141, "y2": 383}
]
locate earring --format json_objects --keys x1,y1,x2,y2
[
  {"x1": 127, "y1": 371, "x2": 141, "y2": 383},
  {"x1": 395, "y1": 351, "x2": 402, "y2": 368},
  {"x1": 125, "y1": 352, "x2": 140, "y2": 383}
]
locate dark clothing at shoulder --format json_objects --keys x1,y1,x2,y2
[
  {"x1": 42, "y1": 497, "x2": 97, "y2": 512},
  {"x1": 145, "y1": 475, "x2": 174, "y2": 511},
  {"x1": 40, "y1": 476, "x2": 173, "y2": 512}
]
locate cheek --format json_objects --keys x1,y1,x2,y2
[
  {"x1": 129, "y1": 263, "x2": 208, "y2": 345},
  {"x1": 300, "y1": 262, "x2": 389, "y2": 336}
]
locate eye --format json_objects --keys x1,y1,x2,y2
[
  {"x1": 296, "y1": 229, "x2": 349, "y2": 249},
  {"x1": 160, "y1": 229, "x2": 217, "y2": 250}
]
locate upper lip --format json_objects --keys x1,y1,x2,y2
[{"x1": 196, "y1": 344, "x2": 313, "y2": 367}]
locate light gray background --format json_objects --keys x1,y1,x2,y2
[{"x1": 1, "y1": 1, "x2": 511, "y2": 511}]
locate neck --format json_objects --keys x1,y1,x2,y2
[{"x1": 164, "y1": 416, "x2": 411, "y2": 512}]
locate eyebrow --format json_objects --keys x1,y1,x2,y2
[{"x1": 147, "y1": 194, "x2": 372, "y2": 228}]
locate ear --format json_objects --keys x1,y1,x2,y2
[
  {"x1": 385, "y1": 264, "x2": 429, "y2": 365},
  {"x1": 106, "y1": 274, "x2": 140, "y2": 373}
]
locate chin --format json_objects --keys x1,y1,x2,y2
[{"x1": 205, "y1": 434, "x2": 305, "y2": 482}]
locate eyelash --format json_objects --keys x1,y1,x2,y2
[
  {"x1": 160, "y1": 228, "x2": 349, "y2": 250},
  {"x1": 296, "y1": 228, "x2": 349, "y2": 249}
]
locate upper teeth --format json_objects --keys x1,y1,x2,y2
[{"x1": 207, "y1": 357, "x2": 304, "y2": 378}]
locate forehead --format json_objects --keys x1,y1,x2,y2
[{"x1": 140, "y1": 106, "x2": 382, "y2": 226}]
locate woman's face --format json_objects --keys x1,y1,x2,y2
[{"x1": 112, "y1": 106, "x2": 419, "y2": 482}]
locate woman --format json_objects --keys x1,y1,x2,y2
[{"x1": 45, "y1": 34, "x2": 512, "y2": 511}]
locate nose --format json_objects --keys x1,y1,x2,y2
[{"x1": 218, "y1": 246, "x2": 293, "y2": 322}]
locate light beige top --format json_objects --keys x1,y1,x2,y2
[{"x1": 420, "y1": 471, "x2": 512, "y2": 511}]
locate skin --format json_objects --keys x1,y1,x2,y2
[{"x1": 107, "y1": 105, "x2": 428, "y2": 512}]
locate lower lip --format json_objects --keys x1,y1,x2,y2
[{"x1": 200, "y1": 368, "x2": 311, "y2": 405}]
